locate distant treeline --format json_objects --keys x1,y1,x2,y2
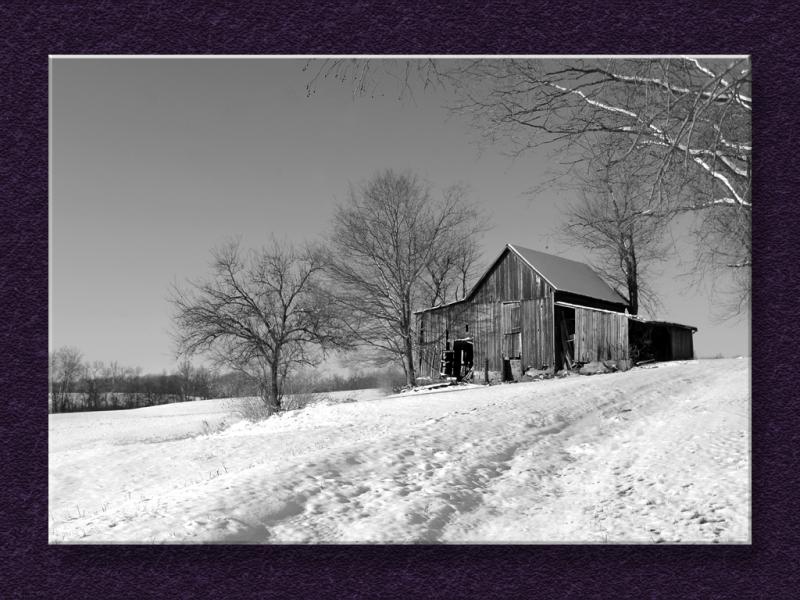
[
  {"x1": 300, "y1": 370, "x2": 407, "y2": 394},
  {"x1": 49, "y1": 346, "x2": 405, "y2": 414}
]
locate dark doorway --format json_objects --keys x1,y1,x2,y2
[
  {"x1": 441, "y1": 339, "x2": 474, "y2": 381},
  {"x1": 651, "y1": 326, "x2": 672, "y2": 361},
  {"x1": 554, "y1": 305, "x2": 576, "y2": 371}
]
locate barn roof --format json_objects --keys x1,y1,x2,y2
[
  {"x1": 414, "y1": 243, "x2": 629, "y2": 314},
  {"x1": 507, "y1": 244, "x2": 629, "y2": 306}
]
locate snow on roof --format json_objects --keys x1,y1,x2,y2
[{"x1": 508, "y1": 244, "x2": 629, "y2": 306}]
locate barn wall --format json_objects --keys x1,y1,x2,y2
[
  {"x1": 472, "y1": 249, "x2": 550, "y2": 304},
  {"x1": 669, "y1": 328, "x2": 694, "y2": 360},
  {"x1": 521, "y1": 296, "x2": 554, "y2": 370},
  {"x1": 416, "y1": 249, "x2": 555, "y2": 378},
  {"x1": 573, "y1": 306, "x2": 629, "y2": 363},
  {"x1": 474, "y1": 302, "x2": 500, "y2": 372},
  {"x1": 416, "y1": 301, "x2": 472, "y2": 379},
  {"x1": 416, "y1": 301, "x2": 500, "y2": 377}
]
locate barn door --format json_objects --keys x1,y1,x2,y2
[{"x1": 502, "y1": 301, "x2": 522, "y2": 359}]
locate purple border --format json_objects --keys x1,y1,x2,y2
[{"x1": 2, "y1": 1, "x2": 797, "y2": 597}]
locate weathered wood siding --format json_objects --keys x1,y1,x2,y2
[
  {"x1": 416, "y1": 249, "x2": 555, "y2": 377},
  {"x1": 472, "y1": 249, "x2": 551, "y2": 304},
  {"x1": 474, "y1": 302, "x2": 500, "y2": 373},
  {"x1": 669, "y1": 328, "x2": 694, "y2": 360},
  {"x1": 416, "y1": 301, "x2": 473, "y2": 379},
  {"x1": 521, "y1": 297, "x2": 554, "y2": 370},
  {"x1": 573, "y1": 306, "x2": 629, "y2": 363}
]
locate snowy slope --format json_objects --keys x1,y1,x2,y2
[{"x1": 48, "y1": 359, "x2": 750, "y2": 544}]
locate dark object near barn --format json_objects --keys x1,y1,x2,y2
[{"x1": 441, "y1": 339, "x2": 474, "y2": 381}]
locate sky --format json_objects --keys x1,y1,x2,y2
[{"x1": 50, "y1": 57, "x2": 750, "y2": 374}]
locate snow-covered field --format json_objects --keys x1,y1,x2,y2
[{"x1": 49, "y1": 359, "x2": 750, "y2": 544}]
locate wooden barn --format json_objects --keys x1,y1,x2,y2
[{"x1": 414, "y1": 244, "x2": 695, "y2": 383}]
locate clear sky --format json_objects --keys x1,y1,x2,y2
[{"x1": 50, "y1": 57, "x2": 750, "y2": 373}]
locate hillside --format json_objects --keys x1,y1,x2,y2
[{"x1": 49, "y1": 359, "x2": 749, "y2": 543}]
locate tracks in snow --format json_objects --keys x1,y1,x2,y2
[
  {"x1": 49, "y1": 360, "x2": 749, "y2": 543},
  {"x1": 216, "y1": 383, "x2": 626, "y2": 543}
]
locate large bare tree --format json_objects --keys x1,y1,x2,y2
[
  {"x1": 449, "y1": 57, "x2": 751, "y2": 314},
  {"x1": 308, "y1": 57, "x2": 751, "y2": 314},
  {"x1": 559, "y1": 135, "x2": 674, "y2": 316},
  {"x1": 170, "y1": 239, "x2": 348, "y2": 414},
  {"x1": 327, "y1": 170, "x2": 487, "y2": 386}
]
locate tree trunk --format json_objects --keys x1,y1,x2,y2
[
  {"x1": 403, "y1": 334, "x2": 416, "y2": 387},
  {"x1": 627, "y1": 270, "x2": 639, "y2": 315},
  {"x1": 269, "y1": 356, "x2": 282, "y2": 414},
  {"x1": 402, "y1": 293, "x2": 416, "y2": 387},
  {"x1": 626, "y1": 233, "x2": 639, "y2": 315}
]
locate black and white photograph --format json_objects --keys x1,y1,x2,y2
[{"x1": 49, "y1": 56, "x2": 751, "y2": 544}]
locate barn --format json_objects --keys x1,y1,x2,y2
[{"x1": 414, "y1": 243, "x2": 695, "y2": 383}]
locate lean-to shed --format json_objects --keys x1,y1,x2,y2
[
  {"x1": 628, "y1": 319, "x2": 697, "y2": 362},
  {"x1": 415, "y1": 244, "x2": 633, "y2": 381}
]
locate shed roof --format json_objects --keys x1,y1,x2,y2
[
  {"x1": 506, "y1": 244, "x2": 629, "y2": 306},
  {"x1": 629, "y1": 318, "x2": 698, "y2": 332}
]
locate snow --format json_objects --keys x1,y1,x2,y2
[{"x1": 49, "y1": 359, "x2": 750, "y2": 544}]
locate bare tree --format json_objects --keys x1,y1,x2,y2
[
  {"x1": 689, "y1": 183, "x2": 752, "y2": 319},
  {"x1": 176, "y1": 359, "x2": 194, "y2": 402},
  {"x1": 327, "y1": 169, "x2": 488, "y2": 386},
  {"x1": 49, "y1": 346, "x2": 84, "y2": 412},
  {"x1": 305, "y1": 59, "x2": 443, "y2": 102},
  {"x1": 559, "y1": 136, "x2": 674, "y2": 316},
  {"x1": 170, "y1": 238, "x2": 348, "y2": 415},
  {"x1": 193, "y1": 365, "x2": 214, "y2": 400},
  {"x1": 82, "y1": 360, "x2": 106, "y2": 411},
  {"x1": 448, "y1": 58, "x2": 750, "y2": 311},
  {"x1": 105, "y1": 361, "x2": 124, "y2": 392},
  {"x1": 307, "y1": 57, "x2": 751, "y2": 314},
  {"x1": 422, "y1": 226, "x2": 485, "y2": 307}
]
